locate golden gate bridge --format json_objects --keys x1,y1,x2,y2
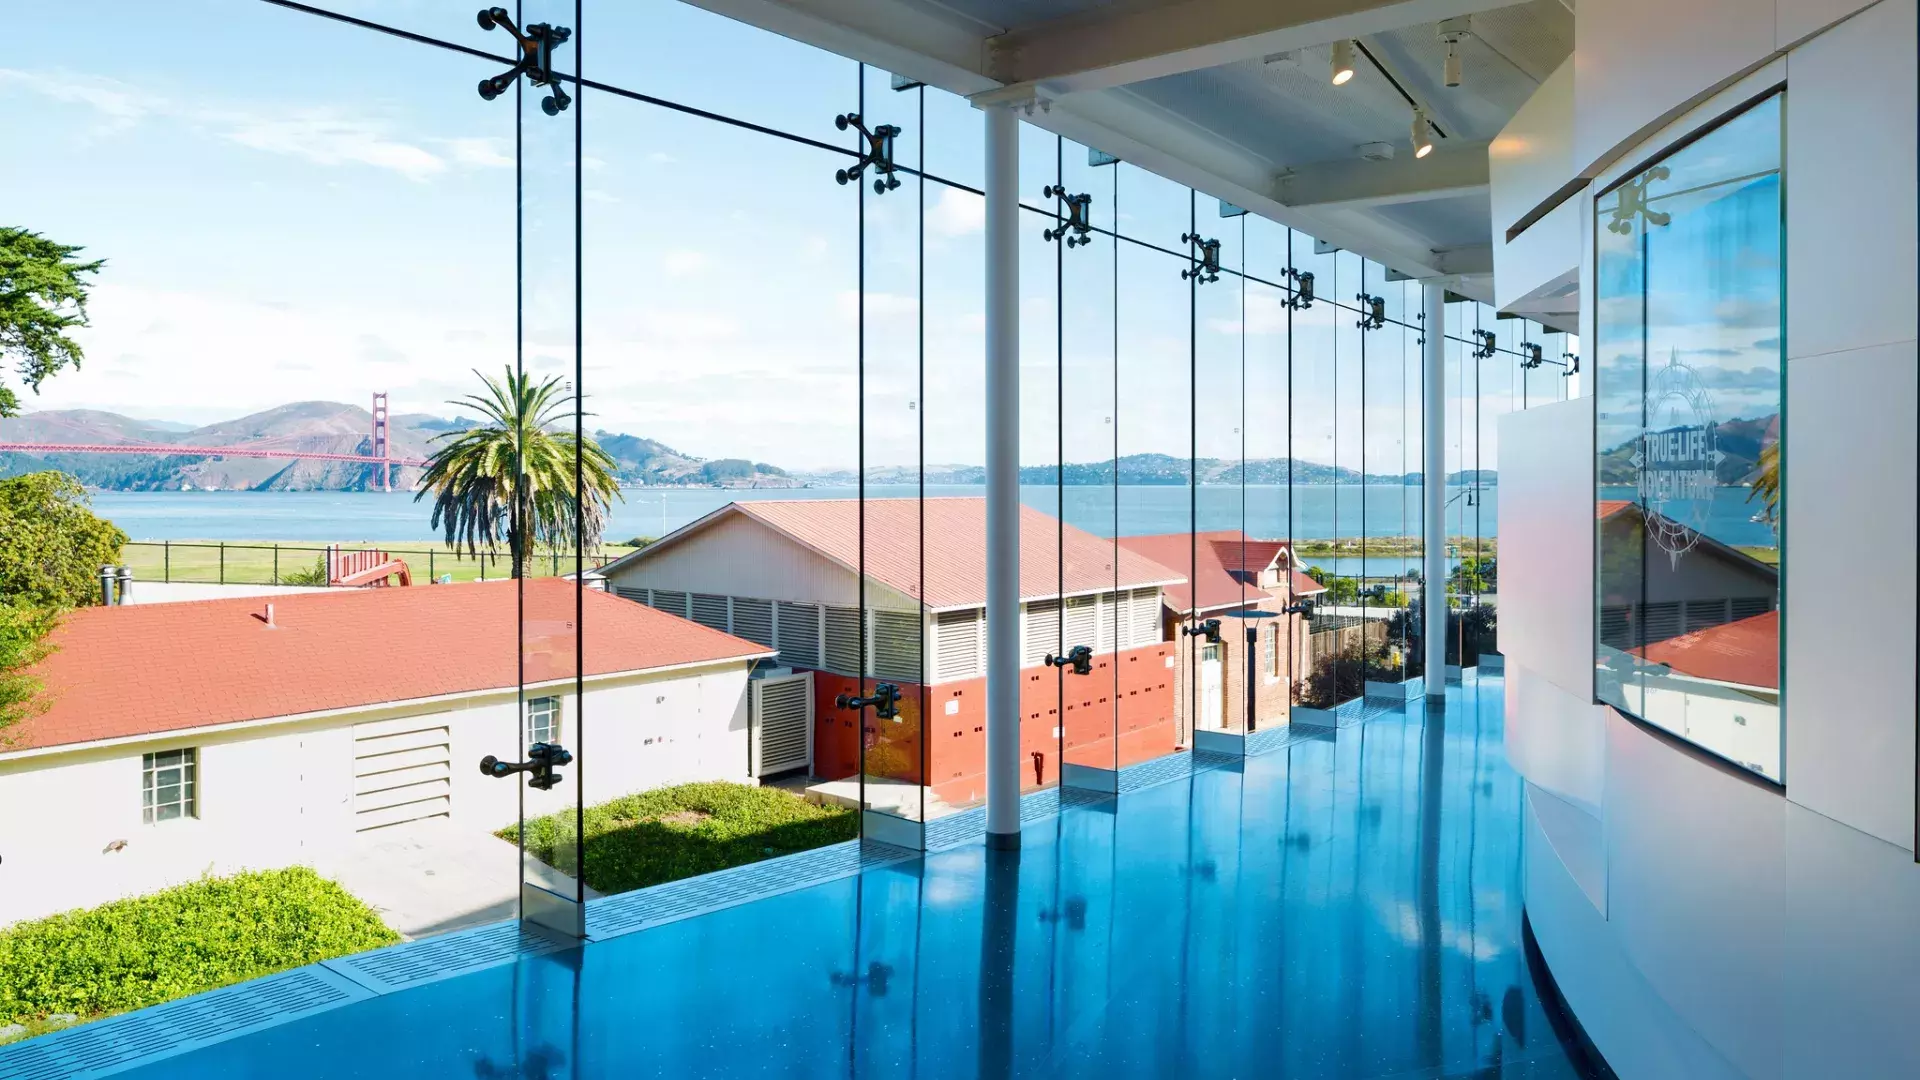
[{"x1": 0, "y1": 393, "x2": 426, "y2": 491}]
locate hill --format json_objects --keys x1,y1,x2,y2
[
  {"x1": 1598, "y1": 413, "x2": 1778, "y2": 486},
  {"x1": 0, "y1": 405, "x2": 797, "y2": 491}
]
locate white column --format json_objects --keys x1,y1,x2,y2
[
  {"x1": 983, "y1": 104, "x2": 1021, "y2": 847},
  {"x1": 1423, "y1": 284, "x2": 1447, "y2": 701}
]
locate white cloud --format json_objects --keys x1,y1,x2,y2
[
  {"x1": 435, "y1": 137, "x2": 513, "y2": 169},
  {"x1": 0, "y1": 66, "x2": 513, "y2": 184},
  {"x1": 928, "y1": 186, "x2": 984, "y2": 238},
  {"x1": 662, "y1": 249, "x2": 712, "y2": 277}
]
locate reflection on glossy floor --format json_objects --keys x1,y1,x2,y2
[{"x1": 126, "y1": 676, "x2": 1604, "y2": 1080}]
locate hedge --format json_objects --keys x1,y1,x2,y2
[
  {"x1": 503, "y1": 781, "x2": 858, "y2": 895},
  {"x1": 0, "y1": 867, "x2": 398, "y2": 1032}
]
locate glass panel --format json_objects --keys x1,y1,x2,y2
[
  {"x1": 1057, "y1": 144, "x2": 1120, "y2": 782},
  {"x1": 1113, "y1": 167, "x2": 1190, "y2": 754},
  {"x1": 1473, "y1": 309, "x2": 1511, "y2": 663},
  {"x1": 1194, "y1": 209, "x2": 1245, "y2": 736},
  {"x1": 1594, "y1": 93, "x2": 1785, "y2": 781},
  {"x1": 1363, "y1": 268, "x2": 1414, "y2": 685},
  {"x1": 2, "y1": 0, "x2": 516, "y2": 971},
  {"x1": 856, "y1": 66, "x2": 925, "y2": 839},
  {"x1": 515, "y1": 0, "x2": 586, "y2": 938},
  {"x1": 1289, "y1": 237, "x2": 1341, "y2": 707},
  {"x1": 1243, "y1": 215, "x2": 1299, "y2": 723}
]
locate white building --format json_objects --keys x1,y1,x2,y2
[{"x1": 0, "y1": 578, "x2": 772, "y2": 927}]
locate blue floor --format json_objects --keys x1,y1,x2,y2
[{"x1": 107, "y1": 676, "x2": 1600, "y2": 1079}]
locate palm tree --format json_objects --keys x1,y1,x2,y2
[
  {"x1": 1747, "y1": 440, "x2": 1780, "y2": 528},
  {"x1": 414, "y1": 367, "x2": 623, "y2": 577}
]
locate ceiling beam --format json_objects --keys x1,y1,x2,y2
[
  {"x1": 1277, "y1": 140, "x2": 1490, "y2": 209},
  {"x1": 987, "y1": 0, "x2": 1519, "y2": 95}
]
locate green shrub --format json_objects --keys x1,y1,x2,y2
[
  {"x1": 504, "y1": 781, "x2": 858, "y2": 895},
  {"x1": 0, "y1": 867, "x2": 398, "y2": 1032}
]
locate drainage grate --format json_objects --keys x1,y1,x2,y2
[
  {"x1": 1058, "y1": 785, "x2": 1114, "y2": 809},
  {"x1": 1117, "y1": 751, "x2": 1194, "y2": 792},
  {"x1": 1246, "y1": 726, "x2": 1329, "y2": 756},
  {"x1": 587, "y1": 838, "x2": 918, "y2": 941},
  {"x1": 923, "y1": 786, "x2": 1062, "y2": 851},
  {"x1": 0, "y1": 967, "x2": 368, "y2": 1080},
  {"x1": 324, "y1": 920, "x2": 570, "y2": 995},
  {"x1": 1189, "y1": 749, "x2": 1241, "y2": 773}
]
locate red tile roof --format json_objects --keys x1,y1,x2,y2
[
  {"x1": 4, "y1": 579, "x2": 772, "y2": 754},
  {"x1": 1632, "y1": 610, "x2": 1778, "y2": 689},
  {"x1": 1115, "y1": 531, "x2": 1319, "y2": 613},
  {"x1": 1597, "y1": 500, "x2": 1634, "y2": 520},
  {"x1": 619, "y1": 498, "x2": 1185, "y2": 610}
]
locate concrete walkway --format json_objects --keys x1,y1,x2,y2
[{"x1": 314, "y1": 819, "x2": 599, "y2": 940}]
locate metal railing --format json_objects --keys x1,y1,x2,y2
[{"x1": 120, "y1": 541, "x2": 626, "y2": 587}]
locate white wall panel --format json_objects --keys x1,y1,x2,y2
[
  {"x1": 1778, "y1": 0, "x2": 1881, "y2": 46},
  {"x1": 1496, "y1": 399, "x2": 1594, "y2": 700},
  {"x1": 604, "y1": 513, "x2": 912, "y2": 610},
  {"x1": 1786, "y1": 0, "x2": 1918, "y2": 361},
  {"x1": 1574, "y1": 0, "x2": 1776, "y2": 176},
  {"x1": 1507, "y1": 665, "x2": 1607, "y2": 819},
  {"x1": 1784, "y1": 341, "x2": 1918, "y2": 849},
  {"x1": 1780, "y1": 801, "x2": 1920, "y2": 1078},
  {"x1": 1491, "y1": 61, "x2": 1580, "y2": 315},
  {"x1": 1604, "y1": 709, "x2": 1787, "y2": 1080}
]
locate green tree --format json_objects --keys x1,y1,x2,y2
[
  {"x1": 1449, "y1": 556, "x2": 1494, "y2": 597},
  {"x1": 415, "y1": 368, "x2": 623, "y2": 576},
  {"x1": 0, "y1": 228, "x2": 105, "y2": 418},
  {"x1": 0, "y1": 471, "x2": 126, "y2": 737},
  {"x1": 0, "y1": 471, "x2": 128, "y2": 609}
]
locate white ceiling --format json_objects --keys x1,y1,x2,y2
[{"x1": 689, "y1": 0, "x2": 1575, "y2": 299}]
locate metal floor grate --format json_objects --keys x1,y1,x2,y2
[
  {"x1": 1246, "y1": 725, "x2": 1331, "y2": 756},
  {"x1": 1117, "y1": 750, "x2": 1194, "y2": 792},
  {"x1": 0, "y1": 967, "x2": 368, "y2": 1080},
  {"x1": 923, "y1": 786, "x2": 1063, "y2": 851},
  {"x1": 587, "y1": 838, "x2": 918, "y2": 941},
  {"x1": 324, "y1": 919, "x2": 571, "y2": 995}
]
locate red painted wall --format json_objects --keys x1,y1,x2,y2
[{"x1": 808, "y1": 643, "x2": 1177, "y2": 807}]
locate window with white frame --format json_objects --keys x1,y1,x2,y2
[
  {"x1": 526, "y1": 696, "x2": 562, "y2": 746},
  {"x1": 1264, "y1": 623, "x2": 1279, "y2": 679},
  {"x1": 142, "y1": 748, "x2": 197, "y2": 824}
]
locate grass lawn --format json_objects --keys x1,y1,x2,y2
[
  {"x1": 0, "y1": 867, "x2": 398, "y2": 1045},
  {"x1": 502, "y1": 781, "x2": 859, "y2": 896},
  {"x1": 120, "y1": 540, "x2": 636, "y2": 586}
]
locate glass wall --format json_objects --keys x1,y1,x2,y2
[
  {"x1": 1594, "y1": 92, "x2": 1785, "y2": 781},
  {"x1": 0, "y1": 1, "x2": 1579, "y2": 1036}
]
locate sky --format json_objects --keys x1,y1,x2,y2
[{"x1": 3, "y1": 0, "x2": 1565, "y2": 473}]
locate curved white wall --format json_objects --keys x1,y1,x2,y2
[{"x1": 1497, "y1": 5, "x2": 1920, "y2": 1075}]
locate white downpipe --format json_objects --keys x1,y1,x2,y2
[
  {"x1": 983, "y1": 104, "x2": 1021, "y2": 847},
  {"x1": 1423, "y1": 284, "x2": 1447, "y2": 700}
]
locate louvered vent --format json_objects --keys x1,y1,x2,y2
[
  {"x1": 1683, "y1": 598, "x2": 1728, "y2": 632},
  {"x1": 651, "y1": 589, "x2": 689, "y2": 618},
  {"x1": 1063, "y1": 595, "x2": 1097, "y2": 653},
  {"x1": 1023, "y1": 599, "x2": 1060, "y2": 667},
  {"x1": 752, "y1": 673, "x2": 813, "y2": 775},
  {"x1": 1642, "y1": 601, "x2": 1682, "y2": 642},
  {"x1": 1131, "y1": 588, "x2": 1163, "y2": 646},
  {"x1": 690, "y1": 593, "x2": 730, "y2": 632},
  {"x1": 732, "y1": 597, "x2": 775, "y2": 647},
  {"x1": 1096, "y1": 591, "x2": 1117, "y2": 653},
  {"x1": 1599, "y1": 606, "x2": 1632, "y2": 648},
  {"x1": 1730, "y1": 595, "x2": 1773, "y2": 620},
  {"x1": 777, "y1": 602, "x2": 820, "y2": 667},
  {"x1": 934, "y1": 608, "x2": 982, "y2": 682},
  {"x1": 614, "y1": 586, "x2": 647, "y2": 604},
  {"x1": 824, "y1": 606, "x2": 863, "y2": 675},
  {"x1": 872, "y1": 610, "x2": 923, "y2": 682}
]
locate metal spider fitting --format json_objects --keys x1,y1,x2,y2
[
  {"x1": 475, "y1": 8, "x2": 572, "y2": 115},
  {"x1": 1356, "y1": 292, "x2": 1385, "y2": 330},
  {"x1": 1042, "y1": 186, "x2": 1093, "y2": 247},
  {"x1": 1182, "y1": 233, "x2": 1221, "y2": 283},
  {"x1": 1471, "y1": 329, "x2": 1497, "y2": 360},
  {"x1": 835, "y1": 113, "x2": 902, "y2": 194},
  {"x1": 1285, "y1": 267, "x2": 1315, "y2": 310}
]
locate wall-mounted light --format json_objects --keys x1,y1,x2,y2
[
  {"x1": 1410, "y1": 110, "x2": 1434, "y2": 158},
  {"x1": 1331, "y1": 40, "x2": 1356, "y2": 86}
]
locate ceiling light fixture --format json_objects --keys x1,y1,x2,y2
[
  {"x1": 1438, "y1": 17, "x2": 1472, "y2": 89},
  {"x1": 1330, "y1": 40, "x2": 1356, "y2": 86},
  {"x1": 1411, "y1": 110, "x2": 1434, "y2": 158}
]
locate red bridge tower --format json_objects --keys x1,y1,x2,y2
[{"x1": 371, "y1": 392, "x2": 391, "y2": 492}]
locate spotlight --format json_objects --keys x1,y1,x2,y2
[
  {"x1": 1438, "y1": 17, "x2": 1471, "y2": 89},
  {"x1": 1410, "y1": 110, "x2": 1434, "y2": 159},
  {"x1": 1330, "y1": 40, "x2": 1355, "y2": 86}
]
